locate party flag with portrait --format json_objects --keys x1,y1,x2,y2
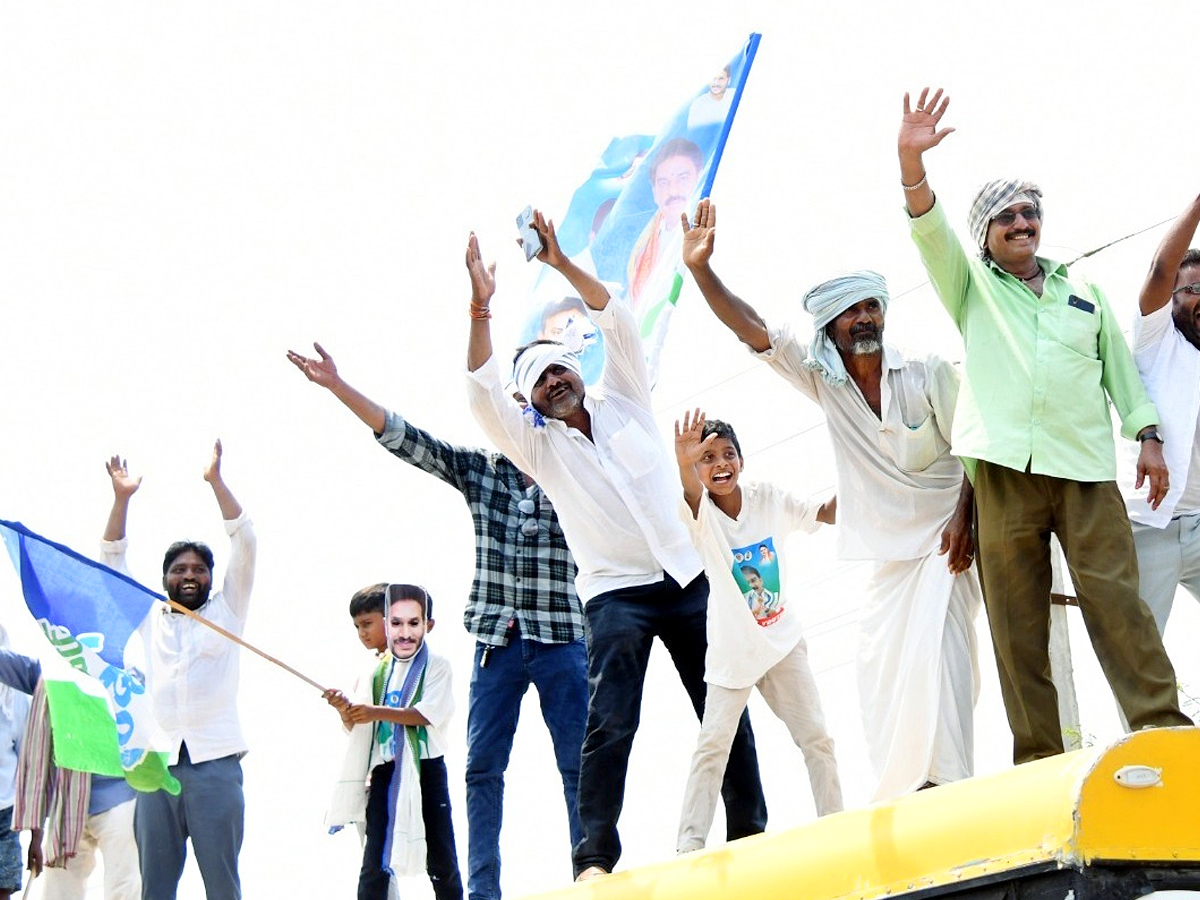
[{"x1": 518, "y1": 33, "x2": 761, "y2": 386}]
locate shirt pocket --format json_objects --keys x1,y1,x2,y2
[
  {"x1": 1047, "y1": 297, "x2": 1102, "y2": 359},
  {"x1": 883, "y1": 415, "x2": 943, "y2": 473},
  {"x1": 606, "y1": 418, "x2": 660, "y2": 480}
]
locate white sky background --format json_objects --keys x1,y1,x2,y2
[{"x1": 3, "y1": 2, "x2": 1200, "y2": 897}]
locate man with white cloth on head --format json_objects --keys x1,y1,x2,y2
[
  {"x1": 465, "y1": 209, "x2": 766, "y2": 880},
  {"x1": 681, "y1": 198, "x2": 982, "y2": 801}
]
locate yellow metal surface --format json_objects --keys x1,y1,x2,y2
[
  {"x1": 1075, "y1": 726, "x2": 1200, "y2": 864},
  {"x1": 529, "y1": 727, "x2": 1199, "y2": 900}
]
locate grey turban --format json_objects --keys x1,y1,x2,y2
[
  {"x1": 967, "y1": 179, "x2": 1043, "y2": 253},
  {"x1": 800, "y1": 270, "x2": 890, "y2": 386}
]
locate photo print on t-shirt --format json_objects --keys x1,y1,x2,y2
[{"x1": 731, "y1": 537, "x2": 784, "y2": 626}]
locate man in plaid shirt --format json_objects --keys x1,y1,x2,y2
[{"x1": 288, "y1": 343, "x2": 587, "y2": 900}]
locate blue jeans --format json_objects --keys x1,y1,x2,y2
[
  {"x1": 572, "y1": 574, "x2": 767, "y2": 875},
  {"x1": 465, "y1": 631, "x2": 587, "y2": 900},
  {"x1": 134, "y1": 744, "x2": 243, "y2": 900}
]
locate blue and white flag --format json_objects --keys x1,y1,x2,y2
[
  {"x1": 1, "y1": 519, "x2": 179, "y2": 794},
  {"x1": 519, "y1": 33, "x2": 760, "y2": 386}
]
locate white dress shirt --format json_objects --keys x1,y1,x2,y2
[
  {"x1": 756, "y1": 323, "x2": 964, "y2": 561},
  {"x1": 468, "y1": 300, "x2": 702, "y2": 601},
  {"x1": 1125, "y1": 302, "x2": 1200, "y2": 526},
  {"x1": 101, "y1": 513, "x2": 256, "y2": 765}
]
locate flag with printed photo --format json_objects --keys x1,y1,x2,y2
[
  {"x1": 1, "y1": 519, "x2": 179, "y2": 794},
  {"x1": 518, "y1": 33, "x2": 760, "y2": 386}
]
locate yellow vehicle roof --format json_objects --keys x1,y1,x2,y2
[{"x1": 533, "y1": 727, "x2": 1200, "y2": 900}]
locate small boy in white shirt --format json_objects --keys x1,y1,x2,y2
[
  {"x1": 325, "y1": 585, "x2": 463, "y2": 900},
  {"x1": 674, "y1": 411, "x2": 843, "y2": 853}
]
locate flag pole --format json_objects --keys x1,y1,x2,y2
[{"x1": 162, "y1": 598, "x2": 327, "y2": 693}]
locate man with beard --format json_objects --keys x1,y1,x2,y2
[
  {"x1": 898, "y1": 87, "x2": 1190, "y2": 765},
  {"x1": 466, "y1": 210, "x2": 766, "y2": 880},
  {"x1": 1125, "y1": 190, "x2": 1200, "y2": 637},
  {"x1": 680, "y1": 198, "x2": 982, "y2": 801},
  {"x1": 101, "y1": 440, "x2": 255, "y2": 900}
]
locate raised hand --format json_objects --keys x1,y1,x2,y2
[
  {"x1": 465, "y1": 232, "x2": 497, "y2": 307},
  {"x1": 681, "y1": 199, "x2": 717, "y2": 270},
  {"x1": 105, "y1": 455, "x2": 142, "y2": 499},
  {"x1": 674, "y1": 408, "x2": 715, "y2": 466},
  {"x1": 899, "y1": 87, "x2": 955, "y2": 158},
  {"x1": 531, "y1": 209, "x2": 568, "y2": 269},
  {"x1": 202, "y1": 439, "x2": 224, "y2": 485},
  {"x1": 286, "y1": 342, "x2": 340, "y2": 390}
]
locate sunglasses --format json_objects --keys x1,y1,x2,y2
[
  {"x1": 992, "y1": 206, "x2": 1041, "y2": 227},
  {"x1": 518, "y1": 498, "x2": 539, "y2": 536}
]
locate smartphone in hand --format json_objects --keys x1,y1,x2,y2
[{"x1": 516, "y1": 206, "x2": 544, "y2": 262}]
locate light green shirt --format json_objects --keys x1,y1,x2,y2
[{"x1": 909, "y1": 200, "x2": 1156, "y2": 482}]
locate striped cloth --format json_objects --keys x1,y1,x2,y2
[
  {"x1": 967, "y1": 179, "x2": 1043, "y2": 253},
  {"x1": 12, "y1": 679, "x2": 91, "y2": 867}
]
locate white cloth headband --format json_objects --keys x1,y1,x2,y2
[
  {"x1": 512, "y1": 343, "x2": 582, "y2": 408},
  {"x1": 800, "y1": 270, "x2": 890, "y2": 386}
]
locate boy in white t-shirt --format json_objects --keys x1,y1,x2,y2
[
  {"x1": 325, "y1": 585, "x2": 463, "y2": 900},
  {"x1": 674, "y1": 411, "x2": 843, "y2": 853}
]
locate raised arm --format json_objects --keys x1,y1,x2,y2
[
  {"x1": 530, "y1": 210, "x2": 610, "y2": 312},
  {"x1": 898, "y1": 87, "x2": 955, "y2": 219},
  {"x1": 680, "y1": 199, "x2": 770, "y2": 352},
  {"x1": 286, "y1": 343, "x2": 386, "y2": 433},
  {"x1": 466, "y1": 231, "x2": 497, "y2": 373},
  {"x1": 103, "y1": 455, "x2": 142, "y2": 541},
  {"x1": 1140, "y1": 190, "x2": 1200, "y2": 315},
  {"x1": 203, "y1": 439, "x2": 243, "y2": 521},
  {"x1": 674, "y1": 409, "x2": 714, "y2": 517}
]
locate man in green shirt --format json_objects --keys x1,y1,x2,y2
[{"x1": 895, "y1": 87, "x2": 1191, "y2": 765}]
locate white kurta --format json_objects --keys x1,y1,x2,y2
[{"x1": 756, "y1": 325, "x2": 982, "y2": 800}]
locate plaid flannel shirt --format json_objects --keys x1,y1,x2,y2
[{"x1": 377, "y1": 410, "x2": 584, "y2": 646}]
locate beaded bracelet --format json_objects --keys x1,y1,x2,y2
[{"x1": 902, "y1": 173, "x2": 928, "y2": 193}]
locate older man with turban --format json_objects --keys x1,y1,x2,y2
[
  {"x1": 465, "y1": 209, "x2": 766, "y2": 881},
  {"x1": 898, "y1": 87, "x2": 1191, "y2": 765},
  {"x1": 681, "y1": 198, "x2": 982, "y2": 801}
]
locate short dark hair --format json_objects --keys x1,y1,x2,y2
[
  {"x1": 540, "y1": 296, "x2": 587, "y2": 325},
  {"x1": 512, "y1": 338, "x2": 565, "y2": 367},
  {"x1": 701, "y1": 418, "x2": 742, "y2": 458},
  {"x1": 387, "y1": 583, "x2": 434, "y2": 620},
  {"x1": 349, "y1": 583, "x2": 387, "y2": 618},
  {"x1": 649, "y1": 137, "x2": 703, "y2": 182},
  {"x1": 1180, "y1": 248, "x2": 1200, "y2": 270},
  {"x1": 162, "y1": 541, "x2": 214, "y2": 575},
  {"x1": 740, "y1": 565, "x2": 761, "y2": 579}
]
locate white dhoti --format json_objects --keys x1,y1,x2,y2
[{"x1": 858, "y1": 552, "x2": 982, "y2": 802}]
